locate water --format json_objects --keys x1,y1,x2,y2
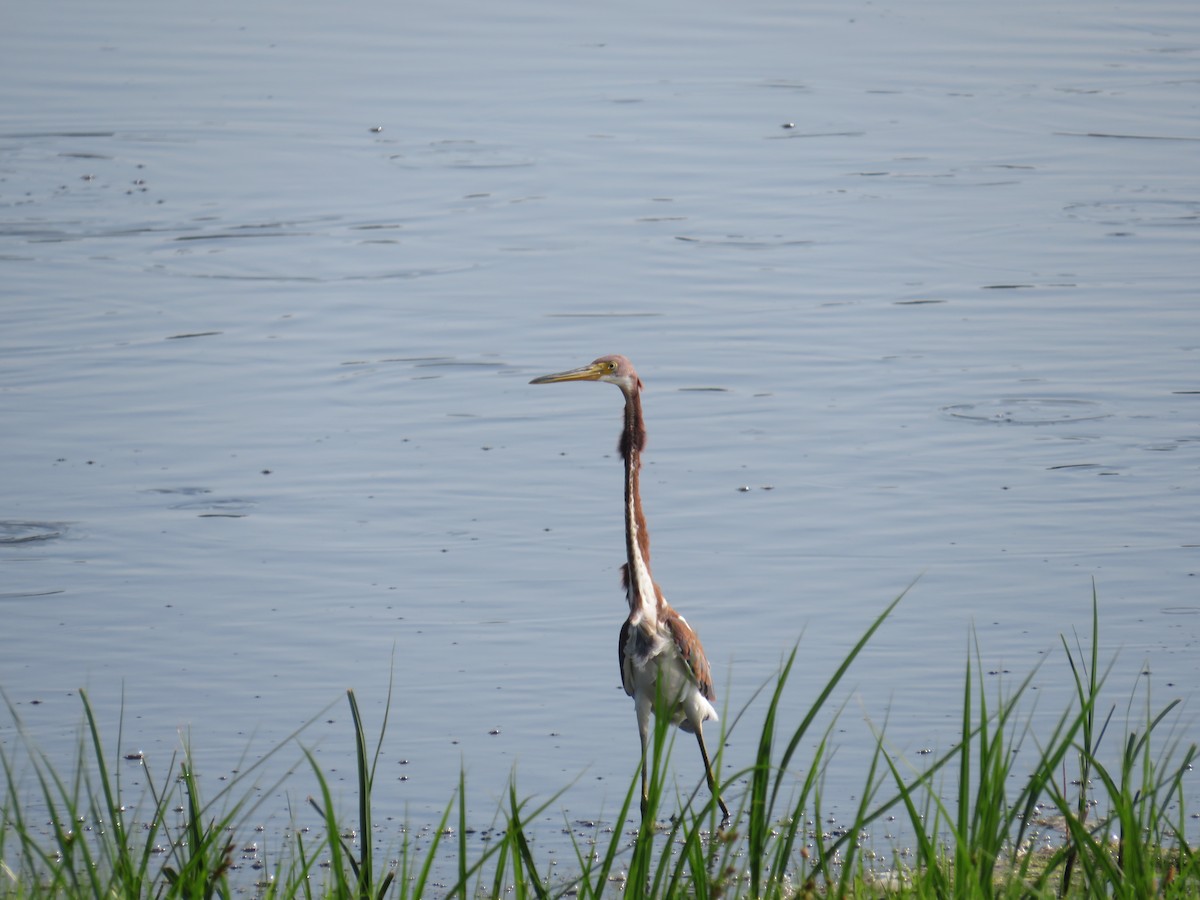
[{"x1": 2, "y1": 0, "x2": 1198, "y2": 881}]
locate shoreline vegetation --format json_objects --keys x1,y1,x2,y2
[{"x1": 3, "y1": 591, "x2": 1197, "y2": 898}]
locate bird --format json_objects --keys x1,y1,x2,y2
[{"x1": 530, "y1": 354, "x2": 730, "y2": 827}]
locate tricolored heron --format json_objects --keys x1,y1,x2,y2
[{"x1": 531, "y1": 355, "x2": 730, "y2": 826}]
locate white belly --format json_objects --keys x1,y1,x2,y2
[{"x1": 626, "y1": 627, "x2": 718, "y2": 732}]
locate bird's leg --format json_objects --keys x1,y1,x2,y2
[
  {"x1": 638, "y1": 709, "x2": 651, "y2": 823},
  {"x1": 640, "y1": 766, "x2": 649, "y2": 821},
  {"x1": 695, "y1": 727, "x2": 730, "y2": 828}
]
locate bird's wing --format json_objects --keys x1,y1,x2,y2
[
  {"x1": 664, "y1": 607, "x2": 716, "y2": 702},
  {"x1": 618, "y1": 618, "x2": 635, "y2": 697}
]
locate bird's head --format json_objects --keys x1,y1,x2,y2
[{"x1": 529, "y1": 355, "x2": 643, "y2": 395}]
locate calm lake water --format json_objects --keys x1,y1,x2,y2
[{"x1": 3, "y1": 0, "x2": 1198, "y2": 883}]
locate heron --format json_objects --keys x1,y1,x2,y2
[{"x1": 531, "y1": 355, "x2": 730, "y2": 827}]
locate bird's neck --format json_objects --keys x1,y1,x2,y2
[{"x1": 622, "y1": 390, "x2": 659, "y2": 628}]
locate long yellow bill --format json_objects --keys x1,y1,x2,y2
[{"x1": 529, "y1": 361, "x2": 608, "y2": 384}]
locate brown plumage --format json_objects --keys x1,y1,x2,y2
[{"x1": 531, "y1": 355, "x2": 730, "y2": 826}]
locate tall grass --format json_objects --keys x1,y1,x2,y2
[
  {"x1": 2, "y1": 590, "x2": 1197, "y2": 898},
  {"x1": 0, "y1": 687, "x2": 321, "y2": 898}
]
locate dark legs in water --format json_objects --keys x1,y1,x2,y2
[{"x1": 637, "y1": 720, "x2": 730, "y2": 828}]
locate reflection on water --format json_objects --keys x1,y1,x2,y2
[{"x1": 2, "y1": 0, "x2": 1197, "y2": 881}]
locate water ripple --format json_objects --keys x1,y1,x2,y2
[
  {"x1": 0, "y1": 521, "x2": 67, "y2": 544},
  {"x1": 941, "y1": 398, "x2": 1111, "y2": 425}
]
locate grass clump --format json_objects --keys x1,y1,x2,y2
[{"x1": 2, "y1": 588, "x2": 1197, "y2": 898}]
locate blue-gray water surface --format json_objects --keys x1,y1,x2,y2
[{"x1": 2, "y1": 0, "x2": 1198, "y2": 884}]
